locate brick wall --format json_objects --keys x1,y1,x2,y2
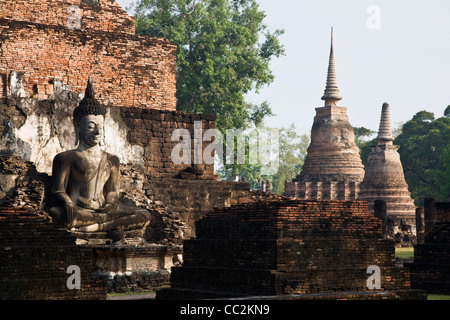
[
  {"x1": 0, "y1": 96, "x2": 215, "y2": 177},
  {"x1": 119, "y1": 107, "x2": 217, "y2": 179},
  {"x1": 159, "y1": 199, "x2": 422, "y2": 299},
  {"x1": 0, "y1": 19, "x2": 176, "y2": 110},
  {"x1": 195, "y1": 200, "x2": 383, "y2": 240},
  {"x1": 0, "y1": 207, "x2": 107, "y2": 300},
  {"x1": 0, "y1": 0, "x2": 135, "y2": 35},
  {"x1": 407, "y1": 201, "x2": 450, "y2": 294}
]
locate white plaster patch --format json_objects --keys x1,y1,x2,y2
[
  {"x1": 103, "y1": 109, "x2": 144, "y2": 169},
  {"x1": 14, "y1": 113, "x2": 65, "y2": 174}
]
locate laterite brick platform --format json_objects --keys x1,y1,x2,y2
[{"x1": 157, "y1": 200, "x2": 426, "y2": 300}]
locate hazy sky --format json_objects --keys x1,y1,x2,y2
[{"x1": 116, "y1": 0, "x2": 450, "y2": 136}]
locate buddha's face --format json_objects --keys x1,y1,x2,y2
[{"x1": 78, "y1": 115, "x2": 104, "y2": 148}]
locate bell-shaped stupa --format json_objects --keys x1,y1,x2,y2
[
  {"x1": 285, "y1": 29, "x2": 365, "y2": 200},
  {"x1": 358, "y1": 102, "x2": 417, "y2": 242}
]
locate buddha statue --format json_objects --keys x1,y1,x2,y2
[{"x1": 47, "y1": 78, "x2": 150, "y2": 240}]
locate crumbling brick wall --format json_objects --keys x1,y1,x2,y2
[
  {"x1": 0, "y1": 0, "x2": 176, "y2": 110},
  {"x1": 0, "y1": 94, "x2": 216, "y2": 178},
  {"x1": 159, "y1": 199, "x2": 421, "y2": 299},
  {"x1": 0, "y1": 207, "x2": 107, "y2": 300},
  {"x1": 0, "y1": 19, "x2": 176, "y2": 109},
  {"x1": 407, "y1": 200, "x2": 450, "y2": 294},
  {"x1": 119, "y1": 107, "x2": 217, "y2": 180},
  {"x1": 0, "y1": 0, "x2": 135, "y2": 35}
]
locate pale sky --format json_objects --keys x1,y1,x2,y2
[{"x1": 116, "y1": 0, "x2": 450, "y2": 136}]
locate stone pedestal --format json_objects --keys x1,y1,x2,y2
[{"x1": 93, "y1": 244, "x2": 182, "y2": 293}]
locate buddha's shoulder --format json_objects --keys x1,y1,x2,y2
[
  {"x1": 103, "y1": 151, "x2": 120, "y2": 166},
  {"x1": 53, "y1": 150, "x2": 79, "y2": 162}
]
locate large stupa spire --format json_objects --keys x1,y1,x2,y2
[
  {"x1": 321, "y1": 27, "x2": 342, "y2": 106},
  {"x1": 377, "y1": 102, "x2": 394, "y2": 145},
  {"x1": 284, "y1": 29, "x2": 365, "y2": 201}
]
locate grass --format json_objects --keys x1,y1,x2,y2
[
  {"x1": 107, "y1": 286, "x2": 168, "y2": 298},
  {"x1": 394, "y1": 247, "x2": 450, "y2": 300},
  {"x1": 107, "y1": 249, "x2": 449, "y2": 300},
  {"x1": 107, "y1": 290, "x2": 155, "y2": 297},
  {"x1": 395, "y1": 247, "x2": 414, "y2": 259},
  {"x1": 427, "y1": 294, "x2": 450, "y2": 300}
]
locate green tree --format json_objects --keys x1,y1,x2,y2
[
  {"x1": 216, "y1": 123, "x2": 309, "y2": 194},
  {"x1": 215, "y1": 124, "x2": 270, "y2": 189},
  {"x1": 438, "y1": 145, "x2": 450, "y2": 199},
  {"x1": 354, "y1": 127, "x2": 376, "y2": 146},
  {"x1": 444, "y1": 105, "x2": 450, "y2": 118},
  {"x1": 271, "y1": 124, "x2": 309, "y2": 195},
  {"x1": 353, "y1": 126, "x2": 376, "y2": 166},
  {"x1": 130, "y1": 0, "x2": 284, "y2": 132},
  {"x1": 395, "y1": 109, "x2": 450, "y2": 205}
]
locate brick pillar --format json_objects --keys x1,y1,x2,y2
[
  {"x1": 415, "y1": 207, "x2": 425, "y2": 244},
  {"x1": 265, "y1": 180, "x2": 271, "y2": 194},
  {"x1": 424, "y1": 198, "x2": 436, "y2": 233},
  {"x1": 349, "y1": 181, "x2": 357, "y2": 201},
  {"x1": 337, "y1": 181, "x2": 346, "y2": 200},
  {"x1": 322, "y1": 181, "x2": 331, "y2": 200},
  {"x1": 304, "y1": 182, "x2": 312, "y2": 199},
  {"x1": 298, "y1": 182, "x2": 306, "y2": 199},
  {"x1": 330, "y1": 182, "x2": 338, "y2": 200},
  {"x1": 374, "y1": 200, "x2": 387, "y2": 237},
  {"x1": 316, "y1": 181, "x2": 323, "y2": 200},
  {"x1": 309, "y1": 181, "x2": 317, "y2": 199}
]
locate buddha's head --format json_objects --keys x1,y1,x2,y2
[{"x1": 73, "y1": 77, "x2": 106, "y2": 148}]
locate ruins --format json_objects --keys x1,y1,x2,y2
[
  {"x1": 0, "y1": 0, "x2": 250, "y2": 298},
  {"x1": 284, "y1": 31, "x2": 365, "y2": 200},
  {"x1": 158, "y1": 198, "x2": 425, "y2": 300},
  {"x1": 358, "y1": 102, "x2": 417, "y2": 245},
  {"x1": 0, "y1": 1, "x2": 441, "y2": 301},
  {"x1": 407, "y1": 199, "x2": 450, "y2": 294},
  {"x1": 284, "y1": 31, "x2": 417, "y2": 247}
]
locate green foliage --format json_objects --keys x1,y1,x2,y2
[
  {"x1": 354, "y1": 127, "x2": 376, "y2": 145},
  {"x1": 394, "y1": 109, "x2": 450, "y2": 205},
  {"x1": 439, "y1": 145, "x2": 450, "y2": 199},
  {"x1": 270, "y1": 124, "x2": 309, "y2": 195},
  {"x1": 130, "y1": 0, "x2": 285, "y2": 132},
  {"x1": 216, "y1": 123, "x2": 309, "y2": 194},
  {"x1": 353, "y1": 126, "x2": 376, "y2": 166},
  {"x1": 215, "y1": 124, "x2": 269, "y2": 189},
  {"x1": 445, "y1": 105, "x2": 450, "y2": 118}
]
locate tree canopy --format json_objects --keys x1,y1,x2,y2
[
  {"x1": 216, "y1": 123, "x2": 309, "y2": 193},
  {"x1": 130, "y1": 0, "x2": 284, "y2": 132},
  {"x1": 394, "y1": 109, "x2": 450, "y2": 205}
]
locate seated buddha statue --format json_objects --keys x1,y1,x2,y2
[{"x1": 47, "y1": 78, "x2": 150, "y2": 239}]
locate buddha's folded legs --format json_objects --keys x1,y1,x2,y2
[{"x1": 48, "y1": 205, "x2": 151, "y2": 232}]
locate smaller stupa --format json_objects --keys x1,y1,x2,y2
[{"x1": 358, "y1": 102, "x2": 417, "y2": 243}]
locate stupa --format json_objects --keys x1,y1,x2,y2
[
  {"x1": 358, "y1": 102, "x2": 417, "y2": 243},
  {"x1": 285, "y1": 30, "x2": 365, "y2": 200}
]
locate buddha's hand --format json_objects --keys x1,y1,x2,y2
[
  {"x1": 77, "y1": 197, "x2": 100, "y2": 210},
  {"x1": 66, "y1": 205, "x2": 78, "y2": 226},
  {"x1": 95, "y1": 203, "x2": 115, "y2": 213}
]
